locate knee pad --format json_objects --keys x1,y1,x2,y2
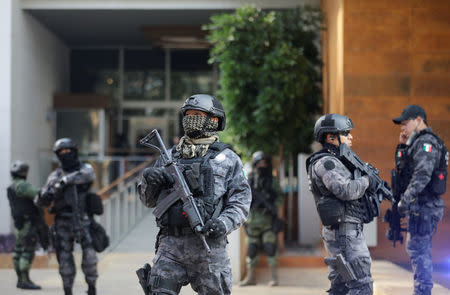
[
  {"x1": 263, "y1": 242, "x2": 277, "y2": 256},
  {"x1": 247, "y1": 243, "x2": 258, "y2": 259}
]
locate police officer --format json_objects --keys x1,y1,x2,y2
[
  {"x1": 239, "y1": 151, "x2": 284, "y2": 287},
  {"x1": 7, "y1": 161, "x2": 42, "y2": 290},
  {"x1": 138, "y1": 94, "x2": 251, "y2": 294},
  {"x1": 306, "y1": 114, "x2": 378, "y2": 295},
  {"x1": 36, "y1": 138, "x2": 98, "y2": 295},
  {"x1": 393, "y1": 105, "x2": 447, "y2": 295}
]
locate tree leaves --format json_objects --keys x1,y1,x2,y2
[{"x1": 204, "y1": 5, "x2": 323, "y2": 157}]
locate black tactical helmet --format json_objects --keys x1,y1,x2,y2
[
  {"x1": 52, "y1": 138, "x2": 78, "y2": 154},
  {"x1": 314, "y1": 114, "x2": 354, "y2": 143},
  {"x1": 251, "y1": 151, "x2": 271, "y2": 167},
  {"x1": 181, "y1": 94, "x2": 226, "y2": 131},
  {"x1": 11, "y1": 161, "x2": 29, "y2": 178}
]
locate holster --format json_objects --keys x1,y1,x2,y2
[{"x1": 136, "y1": 263, "x2": 152, "y2": 295}]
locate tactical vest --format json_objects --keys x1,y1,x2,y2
[
  {"x1": 51, "y1": 183, "x2": 91, "y2": 215},
  {"x1": 403, "y1": 129, "x2": 448, "y2": 199},
  {"x1": 306, "y1": 150, "x2": 375, "y2": 226},
  {"x1": 248, "y1": 173, "x2": 276, "y2": 210},
  {"x1": 157, "y1": 142, "x2": 229, "y2": 229},
  {"x1": 7, "y1": 184, "x2": 39, "y2": 228}
]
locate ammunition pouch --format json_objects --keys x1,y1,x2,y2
[
  {"x1": 89, "y1": 219, "x2": 110, "y2": 252},
  {"x1": 316, "y1": 196, "x2": 345, "y2": 226},
  {"x1": 428, "y1": 168, "x2": 447, "y2": 196},
  {"x1": 86, "y1": 192, "x2": 104, "y2": 215},
  {"x1": 408, "y1": 211, "x2": 433, "y2": 236}
]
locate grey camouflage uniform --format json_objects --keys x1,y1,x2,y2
[
  {"x1": 309, "y1": 153, "x2": 373, "y2": 295},
  {"x1": 401, "y1": 128, "x2": 445, "y2": 295},
  {"x1": 138, "y1": 148, "x2": 251, "y2": 294},
  {"x1": 38, "y1": 163, "x2": 98, "y2": 289}
]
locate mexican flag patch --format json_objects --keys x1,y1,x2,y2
[
  {"x1": 423, "y1": 143, "x2": 432, "y2": 152},
  {"x1": 397, "y1": 151, "x2": 402, "y2": 158}
]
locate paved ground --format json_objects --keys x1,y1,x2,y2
[{"x1": 1, "y1": 213, "x2": 449, "y2": 294}]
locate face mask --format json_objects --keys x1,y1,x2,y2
[
  {"x1": 182, "y1": 115, "x2": 218, "y2": 139},
  {"x1": 256, "y1": 167, "x2": 272, "y2": 177},
  {"x1": 57, "y1": 150, "x2": 80, "y2": 172}
]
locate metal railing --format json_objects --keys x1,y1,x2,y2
[{"x1": 96, "y1": 159, "x2": 155, "y2": 251}]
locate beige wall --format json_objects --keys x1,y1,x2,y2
[{"x1": 322, "y1": 0, "x2": 450, "y2": 263}]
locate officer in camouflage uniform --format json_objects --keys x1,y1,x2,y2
[
  {"x1": 393, "y1": 105, "x2": 447, "y2": 295},
  {"x1": 306, "y1": 114, "x2": 380, "y2": 295},
  {"x1": 239, "y1": 151, "x2": 284, "y2": 287},
  {"x1": 138, "y1": 94, "x2": 251, "y2": 295},
  {"x1": 7, "y1": 161, "x2": 42, "y2": 290},
  {"x1": 36, "y1": 138, "x2": 98, "y2": 295}
]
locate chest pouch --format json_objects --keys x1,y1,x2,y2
[
  {"x1": 316, "y1": 196, "x2": 345, "y2": 226},
  {"x1": 429, "y1": 145, "x2": 448, "y2": 196},
  {"x1": 183, "y1": 162, "x2": 204, "y2": 196}
]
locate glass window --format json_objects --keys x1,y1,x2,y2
[
  {"x1": 170, "y1": 50, "x2": 213, "y2": 100},
  {"x1": 56, "y1": 110, "x2": 102, "y2": 156},
  {"x1": 124, "y1": 49, "x2": 165, "y2": 101},
  {"x1": 70, "y1": 50, "x2": 119, "y2": 98}
]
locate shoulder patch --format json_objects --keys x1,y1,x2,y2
[
  {"x1": 324, "y1": 160, "x2": 335, "y2": 171},
  {"x1": 423, "y1": 143, "x2": 433, "y2": 153}
]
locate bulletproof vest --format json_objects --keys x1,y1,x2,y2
[
  {"x1": 248, "y1": 173, "x2": 276, "y2": 210},
  {"x1": 306, "y1": 150, "x2": 346, "y2": 226},
  {"x1": 157, "y1": 142, "x2": 229, "y2": 228},
  {"x1": 52, "y1": 182, "x2": 91, "y2": 214},
  {"x1": 403, "y1": 129, "x2": 448, "y2": 198},
  {"x1": 7, "y1": 184, "x2": 39, "y2": 228},
  {"x1": 306, "y1": 150, "x2": 374, "y2": 225}
]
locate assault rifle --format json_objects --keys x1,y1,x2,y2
[
  {"x1": 62, "y1": 184, "x2": 90, "y2": 244},
  {"x1": 140, "y1": 129, "x2": 211, "y2": 253},
  {"x1": 339, "y1": 144, "x2": 393, "y2": 220},
  {"x1": 251, "y1": 187, "x2": 284, "y2": 233},
  {"x1": 383, "y1": 169, "x2": 407, "y2": 247}
]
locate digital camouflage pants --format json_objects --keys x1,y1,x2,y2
[
  {"x1": 54, "y1": 216, "x2": 98, "y2": 289},
  {"x1": 13, "y1": 221, "x2": 37, "y2": 276},
  {"x1": 149, "y1": 233, "x2": 232, "y2": 295},
  {"x1": 322, "y1": 225, "x2": 373, "y2": 295}
]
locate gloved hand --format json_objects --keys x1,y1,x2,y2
[
  {"x1": 367, "y1": 174, "x2": 379, "y2": 192},
  {"x1": 202, "y1": 218, "x2": 227, "y2": 239},
  {"x1": 397, "y1": 198, "x2": 410, "y2": 215},
  {"x1": 143, "y1": 167, "x2": 174, "y2": 190}
]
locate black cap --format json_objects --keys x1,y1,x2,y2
[{"x1": 393, "y1": 105, "x2": 427, "y2": 124}]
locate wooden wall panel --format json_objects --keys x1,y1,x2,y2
[{"x1": 342, "y1": 1, "x2": 450, "y2": 263}]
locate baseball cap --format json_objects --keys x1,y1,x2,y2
[{"x1": 393, "y1": 105, "x2": 427, "y2": 125}]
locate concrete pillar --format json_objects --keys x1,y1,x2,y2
[{"x1": 0, "y1": 0, "x2": 12, "y2": 234}]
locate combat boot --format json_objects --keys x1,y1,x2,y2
[
  {"x1": 239, "y1": 266, "x2": 256, "y2": 286},
  {"x1": 15, "y1": 268, "x2": 22, "y2": 288},
  {"x1": 268, "y1": 265, "x2": 278, "y2": 286},
  {"x1": 87, "y1": 284, "x2": 96, "y2": 295},
  {"x1": 17, "y1": 271, "x2": 41, "y2": 290},
  {"x1": 64, "y1": 286, "x2": 73, "y2": 295}
]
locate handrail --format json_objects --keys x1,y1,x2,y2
[{"x1": 98, "y1": 157, "x2": 155, "y2": 199}]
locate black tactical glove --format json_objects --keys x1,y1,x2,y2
[
  {"x1": 143, "y1": 167, "x2": 174, "y2": 189},
  {"x1": 203, "y1": 218, "x2": 227, "y2": 239},
  {"x1": 367, "y1": 174, "x2": 379, "y2": 192}
]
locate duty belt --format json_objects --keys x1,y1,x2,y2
[
  {"x1": 161, "y1": 226, "x2": 195, "y2": 237},
  {"x1": 330, "y1": 223, "x2": 363, "y2": 251}
]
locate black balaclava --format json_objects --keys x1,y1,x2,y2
[
  {"x1": 182, "y1": 115, "x2": 219, "y2": 139},
  {"x1": 57, "y1": 149, "x2": 80, "y2": 172}
]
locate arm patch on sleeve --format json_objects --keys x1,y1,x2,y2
[{"x1": 324, "y1": 160, "x2": 335, "y2": 171}]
